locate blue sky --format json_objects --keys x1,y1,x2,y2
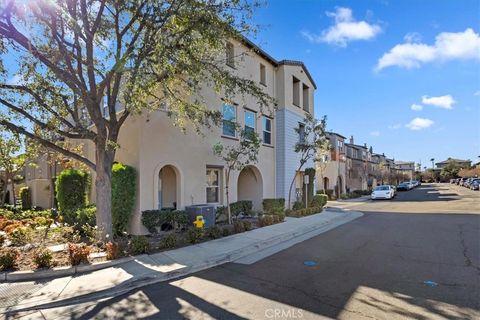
[{"x1": 253, "y1": 0, "x2": 480, "y2": 168}]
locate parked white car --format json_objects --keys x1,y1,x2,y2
[{"x1": 371, "y1": 185, "x2": 395, "y2": 200}]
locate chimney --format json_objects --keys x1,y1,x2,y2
[
  {"x1": 350, "y1": 135, "x2": 354, "y2": 144},
  {"x1": 364, "y1": 143, "x2": 367, "y2": 148}
]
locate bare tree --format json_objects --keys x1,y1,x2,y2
[
  {"x1": 213, "y1": 128, "x2": 260, "y2": 224},
  {"x1": 287, "y1": 114, "x2": 328, "y2": 209}
]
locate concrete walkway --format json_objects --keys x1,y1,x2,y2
[{"x1": 0, "y1": 209, "x2": 363, "y2": 315}]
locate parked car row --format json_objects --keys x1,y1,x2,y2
[
  {"x1": 396, "y1": 180, "x2": 420, "y2": 191},
  {"x1": 450, "y1": 177, "x2": 479, "y2": 190}
]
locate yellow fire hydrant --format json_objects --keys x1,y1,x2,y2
[{"x1": 193, "y1": 215, "x2": 205, "y2": 229}]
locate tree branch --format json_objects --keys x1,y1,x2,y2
[{"x1": 0, "y1": 120, "x2": 96, "y2": 171}]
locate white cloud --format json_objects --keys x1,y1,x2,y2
[
  {"x1": 411, "y1": 103, "x2": 423, "y2": 111},
  {"x1": 370, "y1": 130, "x2": 380, "y2": 136},
  {"x1": 302, "y1": 7, "x2": 382, "y2": 47},
  {"x1": 376, "y1": 28, "x2": 480, "y2": 70},
  {"x1": 421, "y1": 95, "x2": 455, "y2": 109},
  {"x1": 388, "y1": 123, "x2": 401, "y2": 129},
  {"x1": 406, "y1": 118, "x2": 434, "y2": 130},
  {"x1": 404, "y1": 32, "x2": 422, "y2": 43}
]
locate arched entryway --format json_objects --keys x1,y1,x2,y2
[
  {"x1": 323, "y1": 177, "x2": 330, "y2": 191},
  {"x1": 157, "y1": 165, "x2": 180, "y2": 210},
  {"x1": 237, "y1": 166, "x2": 263, "y2": 211}
]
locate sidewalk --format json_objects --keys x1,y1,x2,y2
[{"x1": 0, "y1": 209, "x2": 363, "y2": 315}]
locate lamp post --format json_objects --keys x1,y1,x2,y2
[{"x1": 430, "y1": 158, "x2": 435, "y2": 169}]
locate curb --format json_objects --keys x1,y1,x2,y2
[
  {"x1": 1, "y1": 210, "x2": 363, "y2": 313},
  {"x1": 0, "y1": 210, "x2": 360, "y2": 284},
  {"x1": 1, "y1": 256, "x2": 136, "y2": 283}
]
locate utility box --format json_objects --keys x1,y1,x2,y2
[{"x1": 185, "y1": 204, "x2": 215, "y2": 228}]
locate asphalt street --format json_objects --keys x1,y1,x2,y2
[{"x1": 11, "y1": 184, "x2": 480, "y2": 320}]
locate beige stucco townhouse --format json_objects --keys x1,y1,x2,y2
[{"x1": 68, "y1": 37, "x2": 316, "y2": 234}]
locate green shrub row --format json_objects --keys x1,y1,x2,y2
[
  {"x1": 262, "y1": 198, "x2": 285, "y2": 214},
  {"x1": 0, "y1": 208, "x2": 52, "y2": 220},
  {"x1": 286, "y1": 206, "x2": 323, "y2": 218},
  {"x1": 310, "y1": 194, "x2": 328, "y2": 208},
  {"x1": 230, "y1": 200, "x2": 253, "y2": 217},
  {"x1": 141, "y1": 210, "x2": 188, "y2": 233}
]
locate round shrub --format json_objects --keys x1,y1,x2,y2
[
  {"x1": 67, "y1": 243, "x2": 91, "y2": 266},
  {"x1": 75, "y1": 205, "x2": 96, "y2": 229},
  {"x1": 243, "y1": 220, "x2": 252, "y2": 231},
  {"x1": 112, "y1": 163, "x2": 137, "y2": 235},
  {"x1": 185, "y1": 228, "x2": 203, "y2": 244},
  {"x1": 160, "y1": 234, "x2": 177, "y2": 249},
  {"x1": 0, "y1": 248, "x2": 18, "y2": 271},
  {"x1": 56, "y1": 169, "x2": 90, "y2": 222},
  {"x1": 233, "y1": 221, "x2": 245, "y2": 233},
  {"x1": 206, "y1": 225, "x2": 222, "y2": 239},
  {"x1": 222, "y1": 227, "x2": 231, "y2": 237},
  {"x1": 129, "y1": 236, "x2": 150, "y2": 254},
  {"x1": 106, "y1": 241, "x2": 123, "y2": 260},
  {"x1": 33, "y1": 248, "x2": 53, "y2": 269},
  {"x1": 9, "y1": 226, "x2": 32, "y2": 246}
]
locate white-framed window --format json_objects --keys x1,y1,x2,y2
[
  {"x1": 337, "y1": 140, "x2": 344, "y2": 152},
  {"x1": 226, "y1": 42, "x2": 235, "y2": 68},
  {"x1": 262, "y1": 116, "x2": 272, "y2": 145},
  {"x1": 298, "y1": 123, "x2": 305, "y2": 143},
  {"x1": 206, "y1": 168, "x2": 220, "y2": 203},
  {"x1": 244, "y1": 109, "x2": 256, "y2": 139},
  {"x1": 222, "y1": 103, "x2": 236, "y2": 137}
]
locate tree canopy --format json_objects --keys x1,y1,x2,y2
[{"x1": 0, "y1": 0, "x2": 273, "y2": 240}]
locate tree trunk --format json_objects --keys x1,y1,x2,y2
[
  {"x1": 288, "y1": 166, "x2": 303, "y2": 210},
  {"x1": 47, "y1": 161, "x2": 55, "y2": 209},
  {"x1": 95, "y1": 140, "x2": 114, "y2": 241},
  {"x1": 225, "y1": 169, "x2": 231, "y2": 225},
  {"x1": 10, "y1": 176, "x2": 16, "y2": 205}
]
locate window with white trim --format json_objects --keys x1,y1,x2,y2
[
  {"x1": 262, "y1": 116, "x2": 272, "y2": 145},
  {"x1": 222, "y1": 104, "x2": 236, "y2": 137},
  {"x1": 244, "y1": 109, "x2": 255, "y2": 139},
  {"x1": 206, "y1": 168, "x2": 220, "y2": 203}
]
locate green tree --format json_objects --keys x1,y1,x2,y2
[
  {"x1": 213, "y1": 129, "x2": 261, "y2": 224},
  {"x1": 288, "y1": 114, "x2": 329, "y2": 209},
  {"x1": 0, "y1": 0, "x2": 272, "y2": 240},
  {"x1": 440, "y1": 161, "x2": 461, "y2": 181},
  {"x1": 0, "y1": 131, "x2": 29, "y2": 205}
]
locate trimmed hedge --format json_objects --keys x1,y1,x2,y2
[
  {"x1": 112, "y1": 163, "x2": 137, "y2": 235},
  {"x1": 142, "y1": 210, "x2": 188, "y2": 233},
  {"x1": 286, "y1": 206, "x2": 323, "y2": 218},
  {"x1": 262, "y1": 198, "x2": 285, "y2": 213},
  {"x1": 310, "y1": 194, "x2": 328, "y2": 208},
  {"x1": 56, "y1": 169, "x2": 90, "y2": 223},
  {"x1": 20, "y1": 187, "x2": 32, "y2": 210},
  {"x1": 230, "y1": 200, "x2": 252, "y2": 218}
]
